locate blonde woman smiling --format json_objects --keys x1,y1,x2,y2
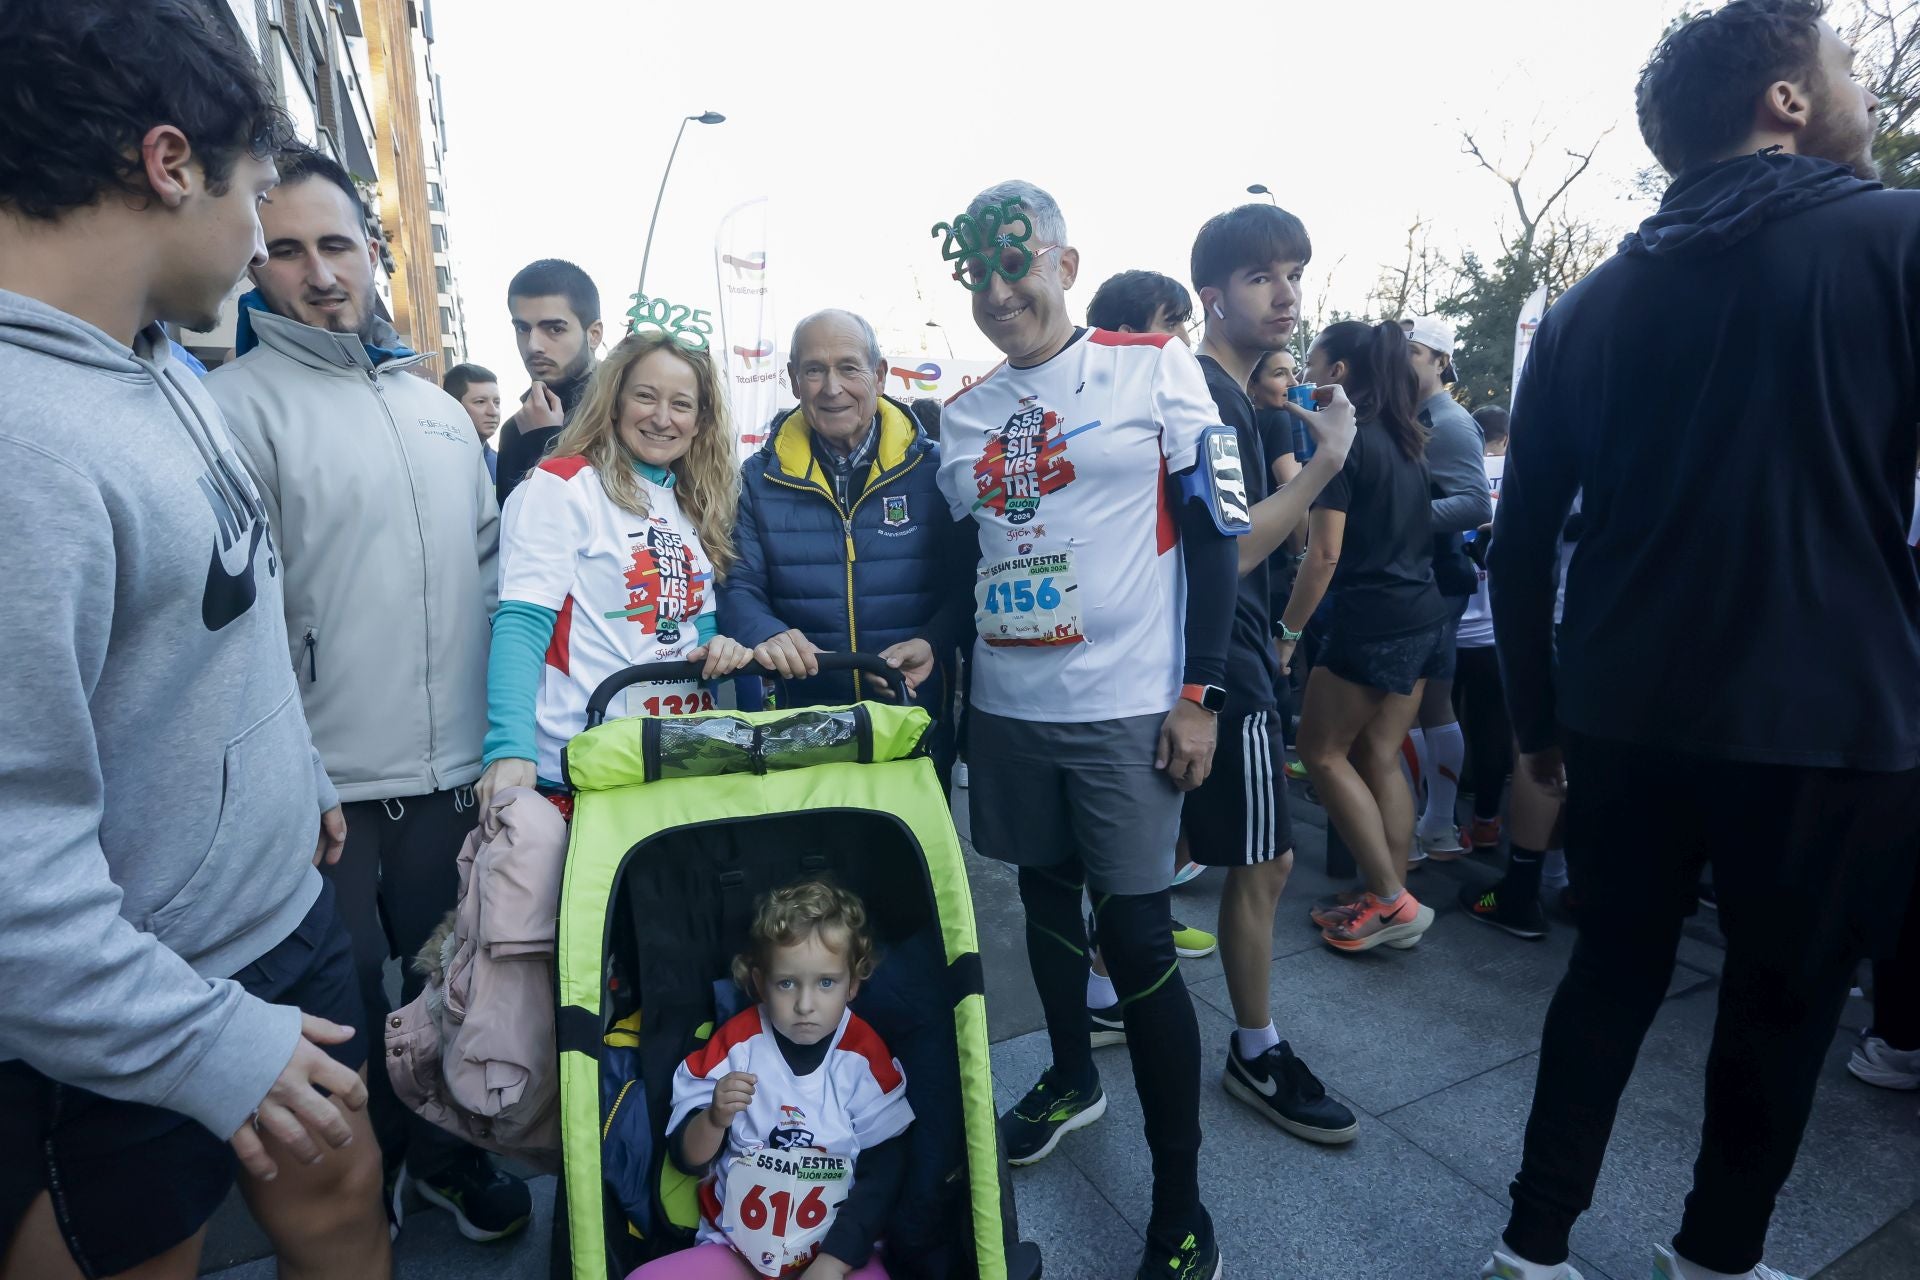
[{"x1": 477, "y1": 332, "x2": 754, "y2": 810}]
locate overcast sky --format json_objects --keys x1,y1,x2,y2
[{"x1": 432, "y1": 0, "x2": 1692, "y2": 387}]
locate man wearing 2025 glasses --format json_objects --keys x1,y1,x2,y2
[{"x1": 934, "y1": 179, "x2": 1244, "y2": 1280}]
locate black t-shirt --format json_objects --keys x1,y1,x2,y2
[
  {"x1": 1313, "y1": 418, "x2": 1450, "y2": 640},
  {"x1": 1198, "y1": 356, "x2": 1278, "y2": 715}
]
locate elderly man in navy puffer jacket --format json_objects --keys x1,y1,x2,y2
[{"x1": 721, "y1": 309, "x2": 974, "y2": 780}]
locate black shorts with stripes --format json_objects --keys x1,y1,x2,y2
[{"x1": 1181, "y1": 708, "x2": 1294, "y2": 866}]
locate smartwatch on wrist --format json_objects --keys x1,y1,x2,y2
[{"x1": 1180, "y1": 683, "x2": 1227, "y2": 714}]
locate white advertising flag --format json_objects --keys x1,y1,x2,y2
[
  {"x1": 713, "y1": 198, "x2": 778, "y2": 457},
  {"x1": 1511, "y1": 284, "x2": 1548, "y2": 404}
]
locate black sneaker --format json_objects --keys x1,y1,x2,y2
[
  {"x1": 999, "y1": 1068, "x2": 1107, "y2": 1166},
  {"x1": 1089, "y1": 1002, "x2": 1127, "y2": 1048},
  {"x1": 1223, "y1": 1040, "x2": 1358, "y2": 1144},
  {"x1": 1136, "y1": 1211, "x2": 1222, "y2": 1280},
  {"x1": 413, "y1": 1151, "x2": 533, "y2": 1242},
  {"x1": 1458, "y1": 881, "x2": 1548, "y2": 941}
]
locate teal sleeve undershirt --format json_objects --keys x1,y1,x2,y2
[
  {"x1": 697, "y1": 612, "x2": 717, "y2": 645},
  {"x1": 485, "y1": 598, "x2": 556, "y2": 768}
]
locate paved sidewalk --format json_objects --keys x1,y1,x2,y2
[{"x1": 204, "y1": 784, "x2": 1920, "y2": 1279}]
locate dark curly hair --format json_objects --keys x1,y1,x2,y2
[
  {"x1": 1637, "y1": 0, "x2": 1828, "y2": 177},
  {"x1": 0, "y1": 0, "x2": 293, "y2": 220}
]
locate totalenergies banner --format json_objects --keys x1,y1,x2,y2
[{"x1": 713, "y1": 198, "x2": 778, "y2": 457}]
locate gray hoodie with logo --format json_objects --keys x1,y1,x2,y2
[{"x1": 0, "y1": 289, "x2": 338, "y2": 1141}]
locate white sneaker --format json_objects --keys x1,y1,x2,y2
[
  {"x1": 1652, "y1": 1242, "x2": 1800, "y2": 1280},
  {"x1": 1171, "y1": 861, "x2": 1209, "y2": 888},
  {"x1": 1418, "y1": 825, "x2": 1467, "y2": 860},
  {"x1": 1847, "y1": 1035, "x2": 1920, "y2": 1090},
  {"x1": 1479, "y1": 1249, "x2": 1584, "y2": 1280}
]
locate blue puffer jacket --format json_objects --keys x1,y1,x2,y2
[{"x1": 720, "y1": 397, "x2": 970, "y2": 720}]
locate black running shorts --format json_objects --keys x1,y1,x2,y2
[
  {"x1": 1183, "y1": 708, "x2": 1294, "y2": 866},
  {"x1": 0, "y1": 879, "x2": 365, "y2": 1277}
]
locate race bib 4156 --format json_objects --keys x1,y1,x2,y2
[{"x1": 975, "y1": 551, "x2": 1084, "y2": 648}]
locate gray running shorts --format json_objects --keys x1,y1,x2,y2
[{"x1": 966, "y1": 709, "x2": 1183, "y2": 895}]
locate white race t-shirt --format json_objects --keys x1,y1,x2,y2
[
  {"x1": 500, "y1": 457, "x2": 716, "y2": 781},
  {"x1": 936, "y1": 330, "x2": 1217, "y2": 723},
  {"x1": 669, "y1": 1007, "x2": 914, "y2": 1275},
  {"x1": 1455, "y1": 453, "x2": 1504, "y2": 649}
]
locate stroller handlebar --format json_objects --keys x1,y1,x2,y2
[{"x1": 583, "y1": 652, "x2": 913, "y2": 727}]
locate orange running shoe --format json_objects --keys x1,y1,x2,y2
[
  {"x1": 1322, "y1": 891, "x2": 1435, "y2": 952},
  {"x1": 1308, "y1": 888, "x2": 1366, "y2": 929},
  {"x1": 1468, "y1": 817, "x2": 1504, "y2": 849}
]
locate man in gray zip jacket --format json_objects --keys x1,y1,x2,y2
[{"x1": 207, "y1": 145, "x2": 530, "y2": 1241}]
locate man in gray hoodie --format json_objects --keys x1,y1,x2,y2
[
  {"x1": 206, "y1": 146, "x2": 526, "y2": 1242},
  {"x1": 0, "y1": 3, "x2": 389, "y2": 1278}
]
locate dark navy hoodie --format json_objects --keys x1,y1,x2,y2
[{"x1": 1489, "y1": 150, "x2": 1920, "y2": 769}]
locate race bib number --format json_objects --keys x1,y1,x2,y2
[
  {"x1": 721, "y1": 1147, "x2": 851, "y2": 1277},
  {"x1": 974, "y1": 552, "x2": 1084, "y2": 647},
  {"x1": 617, "y1": 681, "x2": 714, "y2": 720}
]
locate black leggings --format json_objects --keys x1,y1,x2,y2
[
  {"x1": 1452, "y1": 645, "x2": 1511, "y2": 822},
  {"x1": 1504, "y1": 735, "x2": 1920, "y2": 1272},
  {"x1": 1017, "y1": 866, "x2": 1202, "y2": 1232},
  {"x1": 1873, "y1": 858, "x2": 1920, "y2": 1051}
]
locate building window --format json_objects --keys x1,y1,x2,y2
[
  {"x1": 439, "y1": 306, "x2": 454, "y2": 334},
  {"x1": 436, "y1": 265, "x2": 452, "y2": 292},
  {"x1": 431, "y1": 224, "x2": 448, "y2": 251},
  {"x1": 427, "y1": 182, "x2": 443, "y2": 211}
]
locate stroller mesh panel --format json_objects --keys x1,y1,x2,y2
[{"x1": 648, "y1": 708, "x2": 870, "y2": 781}]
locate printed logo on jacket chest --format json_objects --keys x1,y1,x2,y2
[
  {"x1": 606, "y1": 521, "x2": 708, "y2": 643},
  {"x1": 199, "y1": 451, "x2": 277, "y2": 632},
  {"x1": 973, "y1": 404, "x2": 1076, "y2": 525}
]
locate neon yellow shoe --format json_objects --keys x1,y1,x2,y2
[{"x1": 1172, "y1": 920, "x2": 1217, "y2": 959}]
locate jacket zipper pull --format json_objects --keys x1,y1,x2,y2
[
  {"x1": 303, "y1": 628, "x2": 317, "y2": 682},
  {"x1": 844, "y1": 519, "x2": 856, "y2": 563}
]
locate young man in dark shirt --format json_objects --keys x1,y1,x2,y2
[
  {"x1": 493, "y1": 258, "x2": 602, "y2": 507},
  {"x1": 1178, "y1": 204, "x2": 1357, "y2": 1140},
  {"x1": 1482, "y1": 5, "x2": 1920, "y2": 1279}
]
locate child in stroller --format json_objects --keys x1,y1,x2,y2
[{"x1": 629, "y1": 881, "x2": 912, "y2": 1280}]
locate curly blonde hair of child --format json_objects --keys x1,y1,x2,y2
[
  {"x1": 731, "y1": 880, "x2": 878, "y2": 999},
  {"x1": 549, "y1": 331, "x2": 738, "y2": 576}
]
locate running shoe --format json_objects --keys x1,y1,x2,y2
[
  {"x1": 999, "y1": 1069, "x2": 1107, "y2": 1166},
  {"x1": 1170, "y1": 861, "x2": 1209, "y2": 888},
  {"x1": 1653, "y1": 1242, "x2": 1797, "y2": 1280},
  {"x1": 1322, "y1": 891, "x2": 1434, "y2": 952},
  {"x1": 1469, "y1": 816, "x2": 1504, "y2": 849},
  {"x1": 1283, "y1": 756, "x2": 1309, "y2": 782},
  {"x1": 1480, "y1": 1249, "x2": 1584, "y2": 1279},
  {"x1": 1458, "y1": 881, "x2": 1548, "y2": 941},
  {"x1": 1847, "y1": 1034, "x2": 1920, "y2": 1090},
  {"x1": 1417, "y1": 825, "x2": 1468, "y2": 861},
  {"x1": 1089, "y1": 1002, "x2": 1127, "y2": 1048},
  {"x1": 1308, "y1": 888, "x2": 1365, "y2": 929},
  {"x1": 1135, "y1": 1211, "x2": 1221, "y2": 1280},
  {"x1": 413, "y1": 1151, "x2": 533, "y2": 1242},
  {"x1": 1172, "y1": 920, "x2": 1217, "y2": 959},
  {"x1": 1222, "y1": 1039, "x2": 1358, "y2": 1144}
]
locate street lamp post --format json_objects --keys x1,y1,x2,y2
[
  {"x1": 636, "y1": 110, "x2": 725, "y2": 301},
  {"x1": 1247, "y1": 183, "x2": 1276, "y2": 204}
]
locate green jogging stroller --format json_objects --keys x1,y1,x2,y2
[{"x1": 551, "y1": 653, "x2": 1041, "y2": 1280}]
